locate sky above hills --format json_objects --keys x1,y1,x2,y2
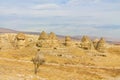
[{"x1": 0, "y1": 0, "x2": 120, "y2": 39}]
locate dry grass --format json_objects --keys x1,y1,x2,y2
[
  {"x1": 0, "y1": 46, "x2": 120, "y2": 80},
  {"x1": 0, "y1": 59, "x2": 105, "y2": 80},
  {"x1": 68, "y1": 47, "x2": 86, "y2": 56},
  {"x1": 108, "y1": 46, "x2": 120, "y2": 55},
  {"x1": 0, "y1": 47, "x2": 36, "y2": 60}
]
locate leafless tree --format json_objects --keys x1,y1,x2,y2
[{"x1": 31, "y1": 49, "x2": 45, "y2": 74}]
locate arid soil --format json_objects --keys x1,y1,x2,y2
[{"x1": 0, "y1": 46, "x2": 120, "y2": 80}]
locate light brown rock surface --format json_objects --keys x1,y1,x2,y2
[
  {"x1": 36, "y1": 31, "x2": 60, "y2": 49},
  {"x1": 81, "y1": 36, "x2": 94, "y2": 50},
  {"x1": 0, "y1": 33, "x2": 15, "y2": 50},
  {"x1": 96, "y1": 38, "x2": 106, "y2": 52},
  {"x1": 15, "y1": 33, "x2": 27, "y2": 49},
  {"x1": 93, "y1": 39, "x2": 99, "y2": 49},
  {"x1": 38, "y1": 31, "x2": 48, "y2": 40},
  {"x1": 49, "y1": 32, "x2": 57, "y2": 40},
  {"x1": 65, "y1": 36, "x2": 72, "y2": 47}
]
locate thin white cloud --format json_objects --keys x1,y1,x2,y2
[
  {"x1": 67, "y1": 0, "x2": 101, "y2": 6},
  {"x1": 31, "y1": 3, "x2": 60, "y2": 10},
  {"x1": 0, "y1": 0, "x2": 120, "y2": 39}
]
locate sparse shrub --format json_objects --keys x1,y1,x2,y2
[{"x1": 31, "y1": 49, "x2": 45, "y2": 74}]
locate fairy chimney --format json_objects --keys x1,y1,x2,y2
[
  {"x1": 65, "y1": 36, "x2": 72, "y2": 47},
  {"x1": 15, "y1": 33, "x2": 27, "y2": 49},
  {"x1": 38, "y1": 31, "x2": 48, "y2": 40},
  {"x1": 81, "y1": 36, "x2": 94, "y2": 50},
  {"x1": 0, "y1": 35, "x2": 2, "y2": 50},
  {"x1": 96, "y1": 38, "x2": 106, "y2": 52},
  {"x1": 36, "y1": 31, "x2": 60, "y2": 49},
  {"x1": 48, "y1": 32, "x2": 59, "y2": 48},
  {"x1": 93, "y1": 38, "x2": 99, "y2": 49},
  {"x1": 49, "y1": 32, "x2": 57, "y2": 40},
  {"x1": 36, "y1": 31, "x2": 49, "y2": 48}
]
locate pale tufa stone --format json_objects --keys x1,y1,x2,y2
[
  {"x1": 65, "y1": 36, "x2": 72, "y2": 47},
  {"x1": 96, "y1": 38, "x2": 106, "y2": 52},
  {"x1": 81, "y1": 36, "x2": 94, "y2": 50},
  {"x1": 15, "y1": 33, "x2": 27, "y2": 49}
]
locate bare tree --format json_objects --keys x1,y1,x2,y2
[{"x1": 31, "y1": 49, "x2": 45, "y2": 74}]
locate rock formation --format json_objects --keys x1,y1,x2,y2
[
  {"x1": 48, "y1": 32, "x2": 59, "y2": 48},
  {"x1": 36, "y1": 31, "x2": 49, "y2": 48},
  {"x1": 36, "y1": 31, "x2": 59, "y2": 49},
  {"x1": 96, "y1": 38, "x2": 106, "y2": 52},
  {"x1": 38, "y1": 31, "x2": 48, "y2": 40},
  {"x1": 15, "y1": 33, "x2": 27, "y2": 49},
  {"x1": 0, "y1": 35, "x2": 2, "y2": 50},
  {"x1": 0, "y1": 32, "x2": 108, "y2": 52},
  {"x1": 0, "y1": 34, "x2": 15, "y2": 50},
  {"x1": 93, "y1": 39, "x2": 99, "y2": 49},
  {"x1": 81, "y1": 36, "x2": 94, "y2": 50},
  {"x1": 65, "y1": 36, "x2": 72, "y2": 47},
  {"x1": 49, "y1": 32, "x2": 57, "y2": 40}
]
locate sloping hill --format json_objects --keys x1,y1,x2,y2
[{"x1": 0, "y1": 27, "x2": 17, "y2": 33}]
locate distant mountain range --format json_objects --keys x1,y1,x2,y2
[
  {"x1": 0, "y1": 27, "x2": 119, "y2": 45},
  {"x1": 0, "y1": 27, "x2": 17, "y2": 33},
  {"x1": 0, "y1": 27, "x2": 40, "y2": 35}
]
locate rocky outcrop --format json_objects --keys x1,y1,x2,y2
[
  {"x1": 48, "y1": 32, "x2": 59, "y2": 48},
  {"x1": 49, "y1": 32, "x2": 57, "y2": 40},
  {"x1": 15, "y1": 33, "x2": 27, "y2": 49},
  {"x1": 96, "y1": 38, "x2": 106, "y2": 52},
  {"x1": 0, "y1": 32, "x2": 108, "y2": 52},
  {"x1": 0, "y1": 34, "x2": 15, "y2": 50},
  {"x1": 38, "y1": 31, "x2": 48, "y2": 40},
  {"x1": 36, "y1": 31, "x2": 49, "y2": 48},
  {"x1": 0, "y1": 35, "x2": 2, "y2": 50},
  {"x1": 65, "y1": 36, "x2": 72, "y2": 47},
  {"x1": 36, "y1": 31, "x2": 60, "y2": 49},
  {"x1": 81, "y1": 36, "x2": 94, "y2": 50},
  {"x1": 93, "y1": 39, "x2": 99, "y2": 49}
]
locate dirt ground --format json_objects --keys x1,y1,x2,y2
[{"x1": 0, "y1": 47, "x2": 120, "y2": 80}]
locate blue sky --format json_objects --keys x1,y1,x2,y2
[{"x1": 0, "y1": 0, "x2": 120, "y2": 39}]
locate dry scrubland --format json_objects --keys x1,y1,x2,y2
[
  {"x1": 0, "y1": 47, "x2": 120, "y2": 80},
  {"x1": 0, "y1": 32, "x2": 120, "y2": 80}
]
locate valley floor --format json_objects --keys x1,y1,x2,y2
[{"x1": 0, "y1": 47, "x2": 120, "y2": 80}]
